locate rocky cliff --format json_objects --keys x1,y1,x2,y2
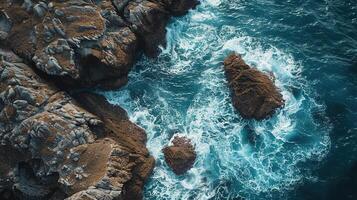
[
  {"x1": 0, "y1": 48, "x2": 154, "y2": 200},
  {"x1": 0, "y1": 0, "x2": 199, "y2": 89},
  {"x1": 0, "y1": 0, "x2": 199, "y2": 199}
]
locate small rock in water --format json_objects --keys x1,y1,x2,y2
[{"x1": 162, "y1": 136, "x2": 196, "y2": 175}]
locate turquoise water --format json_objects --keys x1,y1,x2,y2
[{"x1": 104, "y1": 0, "x2": 357, "y2": 199}]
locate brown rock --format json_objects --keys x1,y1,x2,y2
[
  {"x1": 124, "y1": 0, "x2": 170, "y2": 57},
  {"x1": 73, "y1": 92, "x2": 155, "y2": 200},
  {"x1": 63, "y1": 138, "x2": 141, "y2": 200},
  {"x1": 0, "y1": 50, "x2": 154, "y2": 200},
  {"x1": 163, "y1": 136, "x2": 196, "y2": 175},
  {"x1": 0, "y1": 0, "x2": 199, "y2": 89},
  {"x1": 0, "y1": 0, "x2": 199, "y2": 198},
  {"x1": 0, "y1": 0, "x2": 134, "y2": 89},
  {"x1": 1, "y1": 51, "x2": 100, "y2": 199},
  {"x1": 224, "y1": 53, "x2": 285, "y2": 120}
]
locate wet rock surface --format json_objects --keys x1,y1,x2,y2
[
  {"x1": 224, "y1": 53, "x2": 285, "y2": 120},
  {"x1": 163, "y1": 136, "x2": 196, "y2": 175},
  {"x1": 0, "y1": 49, "x2": 154, "y2": 199},
  {"x1": 73, "y1": 92, "x2": 155, "y2": 200},
  {"x1": 0, "y1": 0, "x2": 198, "y2": 199},
  {"x1": 0, "y1": 0, "x2": 198, "y2": 90}
]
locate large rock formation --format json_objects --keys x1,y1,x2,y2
[
  {"x1": 72, "y1": 92, "x2": 155, "y2": 200},
  {"x1": 162, "y1": 136, "x2": 196, "y2": 175},
  {"x1": 0, "y1": 49, "x2": 154, "y2": 199},
  {"x1": 0, "y1": 0, "x2": 199, "y2": 89},
  {"x1": 0, "y1": 0, "x2": 199, "y2": 199},
  {"x1": 224, "y1": 53, "x2": 285, "y2": 120}
]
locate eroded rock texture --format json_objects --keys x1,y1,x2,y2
[
  {"x1": 224, "y1": 53, "x2": 285, "y2": 120},
  {"x1": 73, "y1": 92, "x2": 155, "y2": 200},
  {"x1": 0, "y1": 0, "x2": 199, "y2": 199},
  {"x1": 163, "y1": 136, "x2": 196, "y2": 175},
  {"x1": 0, "y1": 49, "x2": 154, "y2": 199},
  {"x1": 0, "y1": 0, "x2": 199, "y2": 89}
]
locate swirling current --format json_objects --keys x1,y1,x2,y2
[{"x1": 103, "y1": 0, "x2": 357, "y2": 199}]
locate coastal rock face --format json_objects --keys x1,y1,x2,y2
[
  {"x1": 0, "y1": 49, "x2": 154, "y2": 199},
  {"x1": 159, "y1": 0, "x2": 200, "y2": 16},
  {"x1": 1, "y1": 0, "x2": 130, "y2": 89},
  {"x1": 123, "y1": 0, "x2": 200, "y2": 56},
  {"x1": 163, "y1": 136, "x2": 196, "y2": 175},
  {"x1": 73, "y1": 92, "x2": 155, "y2": 200},
  {"x1": 0, "y1": 0, "x2": 198, "y2": 89},
  {"x1": 224, "y1": 53, "x2": 285, "y2": 120},
  {"x1": 124, "y1": 0, "x2": 169, "y2": 57},
  {"x1": 0, "y1": 0, "x2": 199, "y2": 199}
]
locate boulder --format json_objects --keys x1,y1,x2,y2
[
  {"x1": 224, "y1": 53, "x2": 284, "y2": 120},
  {"x1": 163, "y1": 136, "x2": 196, "y2": 175}
]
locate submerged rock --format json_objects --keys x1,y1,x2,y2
[
  {"x1": 224, "y1": 53, "x2": 284, "y2": 120},
  {"x1": 163, "y1": 136, "x2": 196, "y2": 175}
]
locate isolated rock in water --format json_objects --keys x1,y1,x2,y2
[
  {"x1": 163, "y1": 136, "x2": 196, "y2": 175},
  {"x1": 0, "y1": 49, "x2": 154, "y2": 200},
  {"x1": 224, "y1": 53, "x2": 285, "y2": 120}
]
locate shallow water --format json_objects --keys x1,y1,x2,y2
[{"x1": 103, "y1": 0, "x2": 357, "y2": 199}]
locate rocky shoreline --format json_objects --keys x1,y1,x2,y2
[
  {"x1": 0, "y1": 0, "x2": 199, "y2": 90},
  {"x1": 0, "y1": 0, "x2": 199, "y2": 199},
  {"x1": 0, "y1": 0, "x2": 287, "y2": 199}
]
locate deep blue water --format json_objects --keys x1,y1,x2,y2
[{"x1": 103, "y1": 0, "x2": 357, "y2": 199}]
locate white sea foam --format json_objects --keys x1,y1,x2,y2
[
  {"x1": 103, "y1": 0, "x2": 330, "y2": 199},
  {"x1": 206, "y1": 0, "x2": 222, "y2": 7}
]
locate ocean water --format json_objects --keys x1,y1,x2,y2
[{"x1": 103, "y1": 0, "x2": 357, "y2": 199}]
